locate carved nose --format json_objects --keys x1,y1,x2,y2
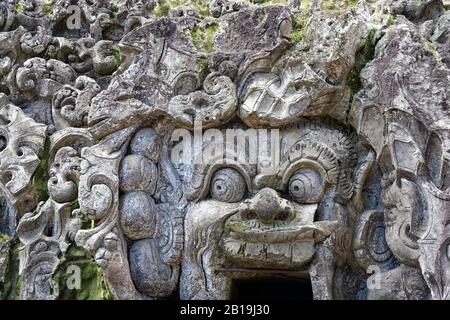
[{"x1": 253, "y1": 188, "x2": 285, "y2": 224}]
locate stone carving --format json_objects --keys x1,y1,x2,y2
[
  {"x1": 16, "y1": 127, "x2": 93, "y2": 299},
  {"x1": 179, "y1": 120, "x2": 375, "y2": 299},
  {"x1": 0, "y1": 93, "x2": 47, "y2": 215},
  {"x1": 168, "y1": 72, "x2": 237, "y2": 129},
  {"x1": 0, "y1": 0, "x2": 450, "y2": 301}
]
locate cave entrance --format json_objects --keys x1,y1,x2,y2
[{"x1": 231, "y1": 276, "x2": 313, "y2": 300}]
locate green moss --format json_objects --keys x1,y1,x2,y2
[
  {"x1": 190, "y1": 0, "x2": 210, "y2": 16},
  {"x1": 322, "y1": 1, "x2": 337, "y2": 10},
  {"x1": 250, "y1": 0, "x2": 288, "y2": 4},
  {"x1": 291, "y1": 11, "x2": 309, "y2": 44},
  {"x1": 43, "y1": 0, "x2": 54, "y2": 16},
  {"x1": 155, "y1": 2, "x2": 170, "y2": 16},
  {"x1": 257, "y1": 11, "x2": 267, "y2": 23},
  {"x1": 112, "y1": 45, "x2": 121, "y2": 67},
  {"x1": 15, "y1": 1, "x2": 24, "y2": 13},
  {"x1": 191, "y1": 23, "x2": 219, "y2": 53},
  {"x1": 1, "y1": 242, "x2": 21, "y2": 300},
  {"x1": 70, "y1": 199, "x2": 79, "y2": 213},
  {"x1": 196, "y1": 56, "x2": 210, "y2": 86},
  {"x1": 347, "y1": 28, "x2": 377, "y2": 96},
  {"x1": 34, "y1": 136, "x2": 51, "y2": 203},
  {"x1": 153, "y1": 0, "x2": 211, "y2": 18},
  {"x1": 0, "y1": 234, "x2": 9, "y2": 241},
  {"x1": 300, "y1": 0, "x2": 311, "y2": 10},
  {"x1": 53, "y1": 244, "x2": 114, "y2": 300},
  {"x1": 322, "y1": 0, "x2": 359, "y2": 10},
  {"x1": 387, "y1": 14, "x2": 397, "y2": 26}
]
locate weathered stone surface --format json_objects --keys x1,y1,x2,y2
[
  {"x1": 367, "y1": 264, "x2": 431, "y2": 300},
  {"x1": 119, "y1": 155, "x2": 157, "y2": 194},
  {"x1": 129, "y1": 128, "x2": 162, "y2": 163},
  {"x1": 119, "y1": 191, "x2": 157, "y2": 240},
  {"x1": 129, "y1": 238, "x2": 179, "y2": 298},
  {"x1": 0, "y1": 0, "x2": 449, "y2": 301},
  {"x1": 0, "y1": 237, "x2": 9, "y2": 283}
]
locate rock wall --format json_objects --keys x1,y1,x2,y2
[{"x1": 0, "y1": 0, "x2": 449, "y2": 300}]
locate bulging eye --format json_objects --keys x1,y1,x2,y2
[
  {"x1": 288, "y1": 168, "x2": 324, "y2": 203},
  {"x1": 210, "y1": 168, "x2": 246, "y2": 203}
]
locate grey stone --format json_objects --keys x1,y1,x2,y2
[
  {"x1": 129, "y1": 238, "x2": 179, "y2": 298},
  {"x1": 119, "y1": 191, "x2": 157, "y2": 240},
  {"x1": 129, "y1": 128, "x2": 162, "y2": 163},
  {"x1": 119, "y1": 155, "x2": 158, "y2": 194},
  {"x1": 1, "y1": 0, "x2": 450, "y2": 301}
]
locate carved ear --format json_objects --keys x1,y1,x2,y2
[
  {"x1": 348, "y1": 150, "x2": 375, "y2": 213},
  {"x1": 381, "y1": 178, "x2": 423, "y2": 267},
  {"x1": 353, "y1": 210, "x2": 397, "y2": 272}
]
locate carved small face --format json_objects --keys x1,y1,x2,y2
[{"x1": 48, "y1": 147, "x2": 82, "y2": 203}]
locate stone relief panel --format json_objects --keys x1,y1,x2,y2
[{"x1": 0, "y1": 0, "x2": 449, "y2": 300}]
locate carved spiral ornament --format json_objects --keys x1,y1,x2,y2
[{"x1": 353, "y1": 210, "x2": 397, "y2": 271}]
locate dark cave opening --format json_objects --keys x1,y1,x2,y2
[{"x1": 231, "y1": 276, "x2": 313, "y2": 300}]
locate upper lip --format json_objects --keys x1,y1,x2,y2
[{"x1": 226, "y1": 219, "x2": 339, "y2": 243}]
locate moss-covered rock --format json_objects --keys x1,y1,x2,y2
[
  {"x1": 15, "y1": 1, "x2": 25, "y2": 14},
  {"x1": 53, "y1": 245, "x2": 114, "y2": 300},
  {"x1": 322, "y1": 0, "x2": 359, "y2": 10},
  {"x1": 155, "y1": 0, "x2": 210, "y2": 17},
  {"x1": 347, "y1": 28, "x2": 377, "y2": 96},
  {"x1": 112, "y1": 45, "x2": 122, "y2": 68},
  {"x1": 34, "y1": 136, "x2": 51, "y2": 204},
  {"x1": 291, "y1": 11, "x2": 310, "y2": 44},
  {"x1": 0, "y1": 242, "x2": 21, "y2": 300},
  {"x1": 191, "y1": 23, "x2": 219, "y2": 53}
]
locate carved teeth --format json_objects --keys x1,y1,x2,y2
[{"x1": 222, "y1": 237, "x2": 315, "y2": 268}]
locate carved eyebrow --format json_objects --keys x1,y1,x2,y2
[{"x1": 276, "y1": 139, "x2": 340, "y2": 190}]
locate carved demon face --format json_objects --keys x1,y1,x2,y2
[{"x1": 180, "y1": 119, "x2": 358, "y2": 299}]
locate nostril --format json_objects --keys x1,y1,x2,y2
[
  {"x1": 240, "y1": 209, "x2": 256, "y2": 220},
  {"x1": 274, "y1": 210, "x2": 289, "y2": 221}
]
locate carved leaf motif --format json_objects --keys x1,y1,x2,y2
[
  {"x1": 0, "y1": 100, "x2": 47, "y2": 204},
  {"x1": 17, "y1": 201, "x2": 52, "y2": 246}
]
